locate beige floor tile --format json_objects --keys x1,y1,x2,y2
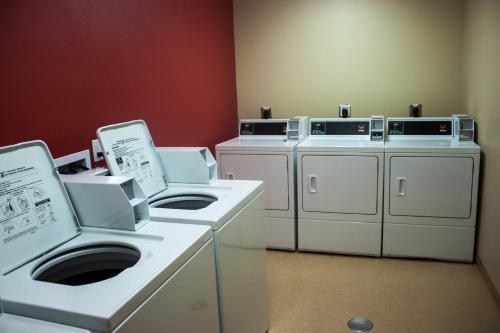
[{"x1": 267, "y1": 251, "x2": 500, "y2": 333}]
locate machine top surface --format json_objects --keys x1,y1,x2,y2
[
  {"x1": 0, "y1": 313, "x2": 90, "y2": 333},
  {"x1": 297, "y1": 118, "x2": 384, "y2": 152},
  {"x1": 217, "y1": 117, "x2": 309, "y2": 149},
  {"x1": 0, "y1": 221, "x2": 212, "y2": 332},
  {"x1": 216, "y1": 137, "x2": 299, "y2": 151},
  {"x1": 148, "y1": 179, "x2": 264, "y2": 229},
  {"x1": 384, "y1": 139, "x2": 480, "y2": 153},
  {"x1": 297, "y1": 137, "x2": 385, "y2": 152}
]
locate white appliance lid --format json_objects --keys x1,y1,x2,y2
[
  {"x1": 97, "y1": 120, "x2": 168, "y2": 198},
  {"x1": 0, "y1": 141, "x2": 80, "y2": 274}
]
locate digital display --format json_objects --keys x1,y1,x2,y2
[
  {"x1": 388, "y1": 121, "x2": 452, "y2": 135},
  {"x1": 311, "y1": 122, "x2": 326, "y2": 135},
  {"x1": 387, "y1": 121, "x2": 404, "y2": 135},
  {"x1": 240, "y1": 122, "x2": 287, "y2": 135},
  {"x1": 310, "y1": 121, "x2": 370, "y2": 135}
]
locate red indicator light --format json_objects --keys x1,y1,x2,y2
[
  {"x1": 440, "y1": 123, "x2": 447, "y2": 129},
  {"x1": 358, "y1": 124, "x2": 365, "y2": 129}
]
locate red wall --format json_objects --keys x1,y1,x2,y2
[{"x1": 0, "y1": 0, "x2": 238, "y2": 162}]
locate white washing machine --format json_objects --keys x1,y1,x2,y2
[
  {"x1": 297, "y1": 117, "x2": 385, "y2": 256},
  {"x1": 383, "y1": 116, "x2": 480, "y2": 262},
  {"x1": 0, "y1": 312, "x2": 90, "y2": 333},
  {"x1": 0, "y1": 141, "x2": 220, "y2": 332},
  {"x1": 215, "y1": 117, "x2": 309, "y2": 250},
  {"x1": 97, "y1": 120, "x2": 269, "y2": 333}
]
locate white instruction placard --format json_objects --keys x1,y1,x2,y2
[
  {"x1": 111, "y1": 137, "x2": 154, "y2": 185},
  {"x1": 0, "y1": 166, "x2": 57, "y2": 244}
]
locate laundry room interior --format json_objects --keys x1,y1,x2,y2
[{"x1": 0, "y1": 0, "x2": 499, "y2": 332}]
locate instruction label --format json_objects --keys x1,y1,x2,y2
[
  {"x1": 111, "y1": 137, "x2": 154, "y2": 184},
  {"x1": 0, "y1": 166, "x2": 57, "y2": 244}
]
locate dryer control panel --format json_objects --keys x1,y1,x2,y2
[
  {"x1": 310, "y1": 120, "x2": 370, "y2": 136},
  {"x1": 387, "y1": 119, "x2": 452, "y2": 136},
  {"x1": 240, "y1": 120, "x2": 288, "y2": 136},
  {"x1": 309, "y1": 116, "x2": 383, "y2": 140}
]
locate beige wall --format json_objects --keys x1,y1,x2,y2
[
  {"x1": 233, "y1": 0, "x2": 465, "y2": 119},
  {"x1": 463, "y1": 0, "x2": 500, "y2": 296},
  {"x1": 234, "y1": 0, "x2": 500, "y2": 297}
]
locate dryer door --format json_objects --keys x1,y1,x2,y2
[
  {"x1": 301, "y1": 155, "x2": 379, "y2": 215},
  {"x1": 389, "y1": 156, "x2": 474, "y2": 218},
  {"x1": 219, "y1": 154, "x2": 289, "y2": 211}
]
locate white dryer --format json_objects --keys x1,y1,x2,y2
[
  {"x1": 0, "y1": 141, "x2": 220, "y2": 332},
  {"x1": 297, "y1": 117, "x2": 385, "y2": 256},
  {"x1": 215, "y1": 117, "x2": 309, "y2": 250},
  {"x1": 97, "y1": 120, "x2": 269, "y2": 333},
  {"x1": 383, "y1": 116, "x2": 480, "y2": 262}
]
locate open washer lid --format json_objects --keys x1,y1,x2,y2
[
  {"x1": 97, "y1": 120, "x2": 168, "y2": 198},
  {"x1": 0, "y1": 141, "x2": 80, "y2": 275}
]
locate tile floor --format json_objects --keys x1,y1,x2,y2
[{"x1": 267, "y1": 250, "x2": 500, "y2": 333}]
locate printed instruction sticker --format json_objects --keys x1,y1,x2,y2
[
  {"x1": 111, "y1": 137, "x2": 154, "y2": 184},
  {"x1": 0, "y1": 166, "x2": 57, "y2": 244}
]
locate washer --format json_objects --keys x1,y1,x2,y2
[
  {"x1": 215, "y1": 118, "x2": 309, "y2": 250},
  {"x1": 0, "y1": 141, "x2": 220, "y2": 332},
  {"x1": 383, "y1": 116, "x2": 480, "y2": 262},
  {"x1": 97, "y1": 120, "x2": 269, "y2": 333},
  {"x1": 0, "y1": 312, "x2": 90, "y2": 333},
  {"x1": 297, "y1": 117, "x2": 385, "y2": 256}
]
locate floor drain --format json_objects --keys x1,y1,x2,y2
[{"x1": 347, "y1": 317, "x2": 374, "y2": 332}]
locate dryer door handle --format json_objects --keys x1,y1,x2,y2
[
  {"x1": 397, "y1": 177, "x2": 407, "y2": 196},
  {"x1": 307, "y1": 175, "x2": 317, "y2": 193},
  {"x1": 225, "y1": 172, "x2": 235, "y2": 180}
]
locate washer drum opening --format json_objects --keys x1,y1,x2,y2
[
  {"x1": 149, "y1": 194, "x2": 217, "y2": 210},
  {"x1": 32, "y1": 244, "x2": 140, "y2": 286}
]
